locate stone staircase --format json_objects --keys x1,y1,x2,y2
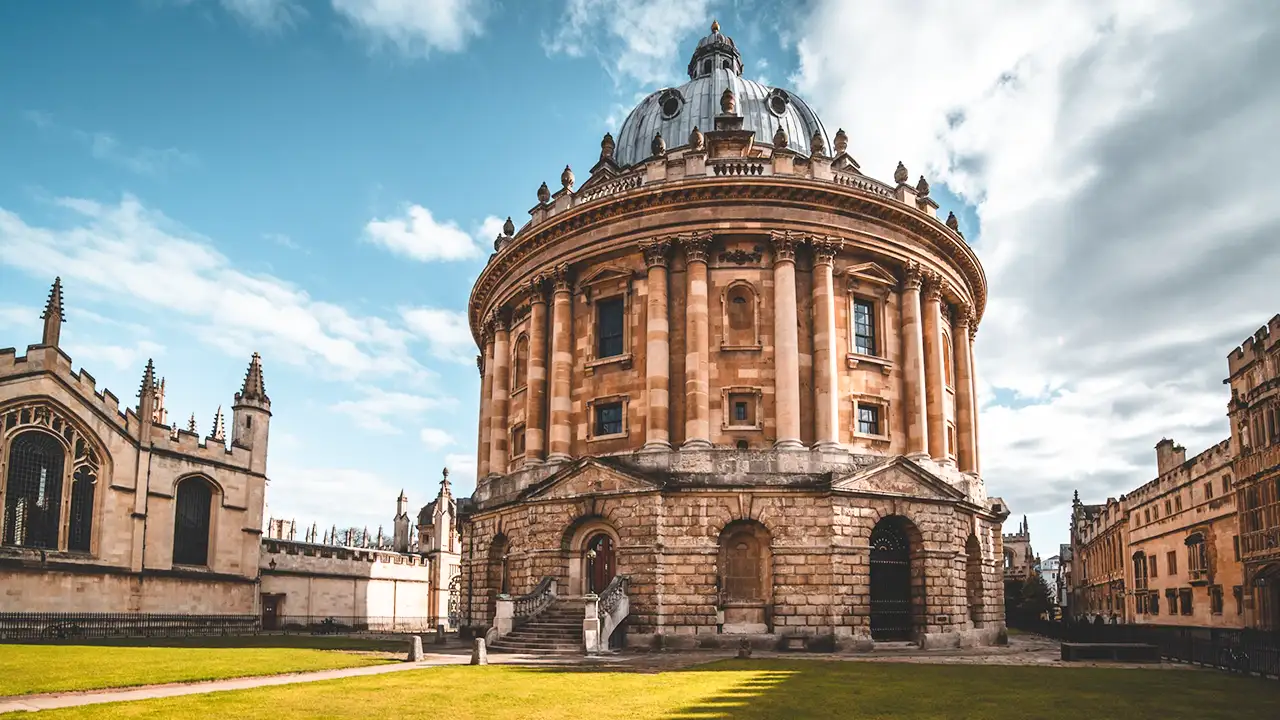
[{"x1": 488, "y1": 597, "x2": 584, "y2": 655}]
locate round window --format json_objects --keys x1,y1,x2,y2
[
  {"x1": 658, "y1": 90, "x2": 684, "y2": 120},
  {"x1": 766, "y1": 89, "x2": 790, "y2": 117}
]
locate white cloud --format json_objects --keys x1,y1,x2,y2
[
  {"x1": 443, "y1": 451, "x2": 477, "y2": 491},
  {"x1": 401, "y1": 306, "x2": 475, "y2": 364},
  {"x1": 419, "y1": 427, "x2": 455, "y2": 450},
  {"x1": 546, "y1": 0, "x2": 715, "y2": 86},
  {"x1": 793, "y1": 0, "x2": 1280, "y2": 550},
  {"x1": 330, "y1": 386, "x2": 455, "y2": 434},
  {"x1": 0, "y1": 305, "x2": 36, "y2": 333},
  {"x1": 331, "y1": 0, "x2": 488, "y2": 57},
  {"x1": 77, "y1": 131, "x2": 199, "y2": 177},
  {"x1": 219, "y1": 0, "x2": 304, "y2": 31},
  {"x1": 266, "y1": 465, "x2": 399, "y2": 531},
  {"x1": 0, "y1": 194, "x2": 425, "y2": 381},
  {"x1": 362, "y1": 204, "x2": 487, "y2": 262},
  {"x1": 63, "y1": 340, "x2": 166, "y2": 372}
]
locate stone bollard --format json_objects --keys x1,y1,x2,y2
[
  {"x1": 407, "y1": 635, "x2": 424, "y2": 662},
  {"x1": 471, "y1": 637, "x2": 488, "y2": 665},
  {"x1": 435, "y1": 624, "x2": 446, "y2": 645},
  {"x1": 736, "y1": 638, "x2": 753, "y2": 659}
]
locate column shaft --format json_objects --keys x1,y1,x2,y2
[
  {"x1": 547, "y1": 266, "x2": 574, "y2": 461},
  {"x1": 900, "y1": 263, "x2": 929, "y2": 457},
  {"x1": 526, "y1": 280, "x2": 549, "y2": 462},
  {"x1": 811, "y1": 238, "x2": 841, "y2": 449},
  {"x1": 682, "y1": 234, "x2": 712, "y2": 449},
  {"x1": 643, "y1": 240, "x2": 672, "y2": 450},
  {"x1": 967, "y1": 324, "x2": 982, "y2": 474},
  {"x1": 476, "y1": 338, "x2": 494, "y2": 478},
  {"x1": 922, "y1": 276, "x2": 947, "y2": 461},
  {"x1": 772, "y1": 232, "x2": 803, "y2": 449},
  {"x1": 953, "y1": 309, "x2": 976, "y2": 473},
  {"x1": 487, "y1": 315, "x2": 511, "y2": 475}
]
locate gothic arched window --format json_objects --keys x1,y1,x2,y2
[
  {"x1": 3, "y1": 431, "x2": 65, "y2": 549},
  {"x1": 173, "y1": 477, "x2": 214, "y2": 566},
  {"x1": 67, "y1": 465, "x2": 96, "y2": 552}
]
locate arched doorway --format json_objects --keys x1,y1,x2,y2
[
  {"x1": 718, "y1": 520, "x2": 772, "y2": 633},
  {"x1": 965, "y1": 534, "x2": 984, "y2": 626},
  {"x1": 585, "y1": 532, "x2": 616, "y2": 593},
  {"x1": 870, "y1": 517, "x2": 913, "y2": 641}
]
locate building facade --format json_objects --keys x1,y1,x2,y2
[
  {"x1": 459, "y1": 23, "x2": 1009, "y2": 651},
  {"x1": 1069, "y1": 315, "x2": 1280, "y2": 629},
  {"x1": 1, "y1": 279, "x2": 269, "y2": 614},
  {"x1": 1002, "y1": 516, "x2": 1036, "y2": 583}
]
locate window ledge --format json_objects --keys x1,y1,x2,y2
[
  {"x1": 587, "y1": 432, "x2": 628, "y2": 443},
  {"x1": 585, "y1": 353, "x2": 633, "y2": 374},
  {"x1": 720, "y1": 344, "x2": 763, "y2": 352},
  {"x1": 172, "y1": 563, "x2": 213, "y2": 572},
  {"x1": 846, "y1": 353, "x2": 893, "y2": 374},
  {"x1": 726, "y1": 424, "x2": 763, "y2": 432},
  {"x1": 853, "y1": 432, "x2": 891, "y2": 444}
]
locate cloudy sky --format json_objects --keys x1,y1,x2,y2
[{"x1": 1, "y1": 0, "x2": 1276, "y2": 553}]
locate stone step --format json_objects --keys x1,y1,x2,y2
[{"x1": 490, "y1": 643, "x2": 583, "y2": 653}]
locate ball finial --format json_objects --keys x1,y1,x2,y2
[
  {"x1": 711, "y1": 19, "x2": 720, "y2": 33},
  {"x1": 561, "y1": 165, "x2": 575, "y2": 190},
  {"x1": 894, "y1": 161, "x2": 909, "y2": 185}
]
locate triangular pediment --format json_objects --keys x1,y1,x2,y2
[
  {"x1": 831, "y1": 456, "x2": 966, "y2": 501},
  {"x1": 844, "y1": 261, "x2": 898, "y2": 287},
  {"x1": 523, "y1": 458, "x2": 663, "y2": 501}
]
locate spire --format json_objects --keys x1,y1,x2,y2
[
  {"x1": 187, "y1": 413, "x2": 197, "y2": 434},
  {"x1": 210, "y1": 406, "x2": 226, "y2": 443},
  {"x1": 235, "y1": 352, "x2": 270, "y2": 407},
  {"x1": 138, "y1": 359, "x2": 156, "y2": 423},
  {"x1": 40, "y1": 277, "x2": 65, "y2": 347}
]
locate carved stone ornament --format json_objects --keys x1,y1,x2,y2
[
  {"x1": 600, "y1": 132, "x2": 616, "y2": 160},
  {"x1": 488, "y1": 307, "x2": 511, "y2": 332},
  {"x1": 945, "y1": 211, "x2": 959, "y2": 231},
  {"x1": 921, "y1": 271, "x2": 943, "y2": 302},
  {"x1": 718, "y1": 246, "x2": 763, "y2": 265},
  {"x1": 954, "y1": 305, "x2": 974, "y2": 329},
  {"x1": 894, "y1": 161, "x2": 909, "y2": 185},
  {"x1": 809, "y1": 236, "x2": 843, "y2": 265},
  {"x1": 773, "y1": 125, "x2": 788, "y2": 149},
  {"x1": 902, "y1": 260, "x2": 924, "y2": 291},
  {"x1": 916, "y1": 175, "x2": 931, "y2": 198},
  {"x1": 768, "y1": 230, "x2": 800, "y2": 263},
  {"x1": 476, "y1": 354, "x2": 484, "y2": 376},
  {"x1": 640, "y1": 238, "x2": 672, "y2": 268},
  {"x1": 552, "y1": 263, "x2": 573, "y2": 293},
  {"x1": 720, "y1": 87, "x2": 736, "y2": 115},
  {"x1": 528, "y1": 273, "x2": 551, "y2": 301},
  {"x1": 537, "y1": 181, "x2": 551, "y2": 204},
  {"x1": 833, "y1": 128, "x2": 848, "y2": 155},
  {"x1": 679, "y1": 232, "x2": 713, "y2": 263},
  {"x1": 503, "y1": 216, "x2": 515, "y2": 237},
  {"x1": 560, "y1": 165, "x2": 575, "y2": 190},
  {"x1": 651, "y1": 131, "x2": 666, "y2": 157},
  {"x1": 689, "y1": 125, "x2": 705, "y2": 151},
  {"x1": 810, "y1": 130, "x2": 826, "y2": 157}
]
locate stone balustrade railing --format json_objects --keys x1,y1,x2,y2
[
  {"x1": 584, "y1": 575, "x2": 630, "y2": 654},
  {"x1": 514, "y1": 576, "x2": 557, "y2": 621}
]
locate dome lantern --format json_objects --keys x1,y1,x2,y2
[{"x1": 687, "y1": 20, "x2": 743, "y2": 79}]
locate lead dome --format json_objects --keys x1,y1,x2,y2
[{"x1": 614, "y1": 21, "x2": 830, "y2": 166}]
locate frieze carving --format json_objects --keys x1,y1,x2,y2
[
  {"x1": 809, "y1": 236, "x2": 843, "y2": 266},
  {"x1": 640, "y1": 238, "x2": 672, "y2": 268},
  {"x1": 476, "y1": 354, "x2": 484, "y2": 376},
  {"x1": 679, "y1": 232, "x2": 713, "y2": 264},
  {"x1": 717, "y1": 246, "x2": 763, "y2": 265}
]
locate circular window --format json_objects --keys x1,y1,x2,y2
[
  {"x1": 658, "y1": 90, "x2": 684, "y2": 120},
  {"x1": 766, "y1": 89, "x2": 790, "y2": 117}
]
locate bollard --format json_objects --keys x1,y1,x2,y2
[
  {"x1": 407, "y1": 635, "x2": 424, "y2": 662},
  {"x1": 736, "y1": 638, "x2": 752, "y2": 659},
  {"x1": 471, "y1": 637, "x2": 488, "y2": 665},
  {"x1": 435, "y1": 624, "x2": 446, "y2": 645}
]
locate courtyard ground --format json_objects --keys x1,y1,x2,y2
[
  {"x1": 7, "y1": 658, "x2": 1279, "y2": 719},
  {"x1": 0, "y1": 638, "x2": 395, "y2": 696}
]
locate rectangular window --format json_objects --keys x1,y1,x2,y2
[
  {"x1": 1179, "y1": 588, "x2": 1193, "y2": 615},
  {"x1": 1166, "y1": 589, "x2": 1178, "y2": 614},
  {"x1": 594, "y1": 402, "x2": 623, "y2": 436},
  {"x1": 727, "y1": 392, "x2": 756, "y2": 427},
  {"x1": 857, "y1": 404, "x2": 881, "y2": 436},
  {"x1": 1222, "y1": 475, "x2": 1231, "y2": 495},
  {"x1": 1165, "y1": 499, "x2": 1172, "y2": 515},
  {"x1": 853, "y1": 299, "x2": 877, "y2": 356},
  {"x1": 1205, "y1": 482, "x2": 1213, "y2": 500},
  {"x1": 1210, "y1": 585, "x2": 1224, "y2": 615},
  {"x1": 596, "y1": 297, "x2": 625, "y2": 358},
  {"x1": 511, "y1": 426, "x2": 526, "y2": 456},
  {"x1": 1175, "y1": 495, "x2": 1183, "y2": 512},
  {"x1": 1136, "y1": 592, "x2": 1149, "y2": 615},
  {"x1": 1167, "y1": 551, "x2": 1177, "y2": 575},
  {"x1": 1150, "y1": 592, "x2": 1160, "y2": 615},
  {"x1": 1233, "y1": 586, "x2": 1244, "y2": 615},
  {"x1": 1234, "y1": 535, "x2": 1241, "y2": 562},
  {"x1": 1149, "y1": 554, "x2": 1158, "y2": 578},
  {"x1": 1145, "y1": 508, "x2": 1151, "y2": 524},
  {"x1": 734, "y1": 402, "x2": 748, "y2": 422}
]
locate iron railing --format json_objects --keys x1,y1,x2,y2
[
  {"x1": 270, "y1": 615, "x2": 449, "y2": 634},
  {"x1": 1008, "y1": 614, "x2": 1280, "y2": 678},
  {"x1": 0, "y1": 613, "x2": 259, "y2": 641}
]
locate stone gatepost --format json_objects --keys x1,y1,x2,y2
[
  {"x1": 407, "y1": 635, "x2": 424, "y2": 662},
  {"x1": 582, "y1": 594, "x2": 600, "y2": 654},
  {"x1": 435, "y1": 624, "x2": 446, "y2": 645},
  {"x1": 495, "y1": 595, "x2": 514, "y2": 639},
  {"x1": 471, "y1": 638, "x2": 488, "y2": 665}
]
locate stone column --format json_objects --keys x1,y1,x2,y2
[
  {"x1": 922, "y1": 275, "x2": 947, "y2": 461},
  {"x1": 642, "y1": 239, "x2": 672, "y2": 451},
  {"x1": 487, "y1": 310, "x2": 511, "y2": 475},
  {"x1": 953, "y1": 306, "x2": 977, "y2": 473},
  {"x1": 967, "y1": 322, "x2": 982, "y2": 474},
  {"x1": 900, "y1": 262, "x2": 929, "y2": 457},
  {"x1": 771, "y1": 231, "x2": 804, "y2": 450},
  {"x1": 547, "y1": 265, "x2": 574, "y2": 462},
  {"x1": 525, "y1": 276, "x2": 550, "y2": 463},
  {"x1": 476, "y1": 335, "x2": 493, "y2": 478},
  {"x1": 810, "y1": 236, "x2": 842, "y2": 450},
  {"x1": 681, "y1": 232, "x2": 713, "y2": 449}
]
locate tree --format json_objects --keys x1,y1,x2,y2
[{"x1": 1018, "y1": 571, "x2": 1054, "y2": 619}]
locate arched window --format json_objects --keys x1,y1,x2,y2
[
  {"x1": 173, "y1": 477, "x2": 214, "y2": 566},
  {"x1": 722, "y1": 281, "x2": 759, "y2": 349},
  {"x1": 3, "y1": 431, "x2": 65, "y2": 549},
  {"x1": 67, "y1": 465, "x2": 96, "y2": 552},
  {"x1": 512, "y1": 335, "x2": 529, "y2": 391},
  {"x1": 1132, "y1": 551, "x2": 1148, "y2": 591},
  {"x1": 942, "y1": 332, "x2": 954, "y2": 387}
]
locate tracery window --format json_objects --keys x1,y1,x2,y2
[
  {"x1": 173, "y1": 477, "x2": 214, "y2": 566},
  {"x1": 1132, "y1": 551, "x2": 1148, "y2": 591},
  {"x1": 1186, "y1": 532, "x2": 1208, "y2": 581},
  {"x1": 3, "y1": 432, "x2": 65, "y2": 549}
]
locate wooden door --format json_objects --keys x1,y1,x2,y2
[{"x1": 586, "y1": 533, "x2": 616, "y2": 593}]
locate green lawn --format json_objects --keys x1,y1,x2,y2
[
  {"x1": 22, "y1": 660, "x2": 1280, "y2": 719},
  {"x1": 0, "y1": 643, "x2": 394, "y2": 697}
]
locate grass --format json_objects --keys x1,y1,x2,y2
[
  {"x1": 0, "y1": 641, "x2": 395, "y2": 697},
  {"x1": 19, "y1": 660, "x2": 1280, "y2": 719}
]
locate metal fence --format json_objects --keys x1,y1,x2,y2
[
  {"x1": 271, "y1": 616, "x2": 449, "y2": 634},
  {"x1": 0, "y1": 613, "x2": 260, "y2": 641},
  {"x1": 1008, "y1": 614, "x2": 1280, "y2": 678}
]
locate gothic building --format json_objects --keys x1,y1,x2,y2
[
  {"x1": 1, "y1": 279, "x2": 269, "y2": 614},
  {"x1": 460, "y1": 23, "x2": 1009, "y2": 651}
]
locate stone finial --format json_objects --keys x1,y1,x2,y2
[
  {"x1": 916, "y1": 175, "x2": 930, "y2": 197},
  {"x1": 651, "y1": 131, "x2": 666, "y2": 157},
  {"x1": 689, "y1": 126, "x2": 705, "y2": 151},
  {"x1": 810, "y1": 130, "x2": 826, "y2": 157},
  {"x1": 502, "y1": 216, "x2": 515, "y2": 237},
  {"x1": 536, "y1": 181, "x2": 551, "y2": 204},
  {"x1": 41, "y1": 277, "x2": 65, "y2": 347},
  {"x1": 600, "y1": 132, "x2": 615, "y2": 160},
  {"x1": 236, "y1": 352, "x2": 269, "y2": 405},
  {"x1": 210, "y1": 406, "x2": 226, "y2": 443},
  {"x1": 187, "y1": 413, "x2": 197, "y2": 433},
  {"x1": 833, "y1": 128, "x2": 848, "y2": 155},
  {"x1": 138, "y1": 359, "x2": 156, "y2": 412},
  {"x1": 711, "y1": 19, "x2": 720, "y2": 33},
  {"x1": 773, "y1": 125, "x2": 788, "y2": 149},
  {"x1": 945, "y1": 211, "x2": 959, "y2": 231},
  {"x1": 560, "y1": 165, "x2": 575, "y2": 190},
  {"x1": 894, "y1": 161, "x2": 909, "y2": 184},
  {"x1": 720, "y1": 87, "x2": 736, "y2": 115}
]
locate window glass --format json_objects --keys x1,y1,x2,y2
[
  {"x1": 597, "y1": 297, "x2": 625, "y2": 358},
  {"x1": 595, "y1": 403, "x2": 623, "y2": 436},
  {"x1": 853, "y1": 299, "x2": 877, "y2": 356},
  {"x1": 857, "y1": 405, "x2": 880, "y2": 435}
]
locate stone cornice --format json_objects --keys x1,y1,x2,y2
[{"x1": 469, "y1": 177, "x2": 987, "y2": 345}]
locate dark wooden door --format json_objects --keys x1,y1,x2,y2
[
  {"x1": 262, "y1": 595, "x2": 281, "y2": 631},
  {"x1": 869, "y1": 521, "x2": 912, "y2": 641},
  {"x1": 586, "y1": 533, "x2": 616, "y2": 593}
]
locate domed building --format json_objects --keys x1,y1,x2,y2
[{"x1": 460, "y1": 22, "x2": 1009, "y2": 652}]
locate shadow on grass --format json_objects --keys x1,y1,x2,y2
[{"x1": 3, "y1": 634, "x2": 409, "y2": 653}]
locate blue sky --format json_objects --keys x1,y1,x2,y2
[{"x1": 2, "y1": 0, "x2": 1276, "y2": 555}]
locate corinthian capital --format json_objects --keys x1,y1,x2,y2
[
  {"x1": 953, "y1": 302, "x2": 973, "y2": 328},
  {"x1": 921, "y1": 271, "x2": 944, "y2": 302},
  {"x1": 809, "y1": 235, "x2": 843, "y2": 266},
  {"x1": 679, "y1": 231, "x2": 713, "y2": 264},
  {"x1": 551, "y1": 263, "x2": 573, "y2": 293},
  {"x1": 488, "y1": 307, "x2": 511, "y2": 332},
  {"x1": 902, "y1": 260, "x2": 924, "y2": 292},
  {"x1": 640, "y1": 238, "x2": 672, "y2": 269},
  {"x1": 769, "y1": 230, "x2": 800, "y2": 263},
  {"x1": 528, "y1": 273, "x2": 551, "y2": 303}
]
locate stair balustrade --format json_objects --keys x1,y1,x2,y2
[
  {"x1": 494, "y1": 576, "x2": 557, "y2": 640},
  {"x1": 585, "y1": 575, "x2": 630, "y2": 654}
]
